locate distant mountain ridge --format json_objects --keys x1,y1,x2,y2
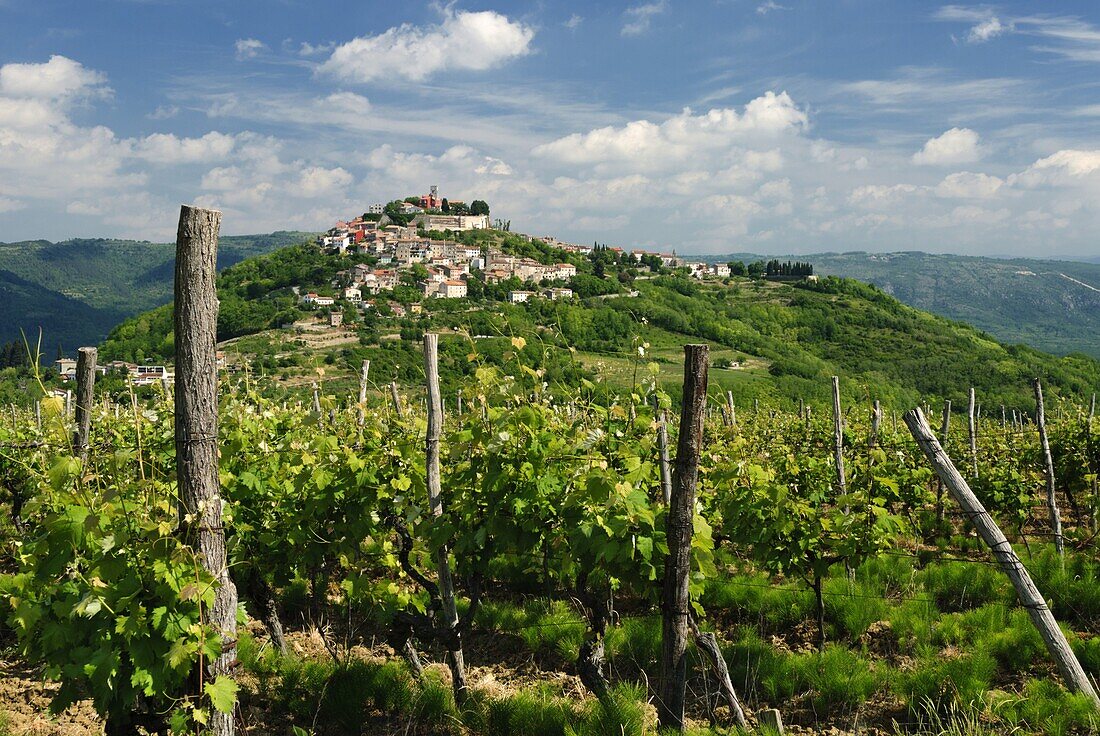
[
  {"x1": 0, "y1": 232, "x2": 313, "y2": 356},
  {"x1": 698, "y1": 251, "x2": 1100, "y2": 359}
]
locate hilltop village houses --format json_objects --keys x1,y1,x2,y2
[{"x1": 312, "y1": 187, "x2": 753, "y2": 322}]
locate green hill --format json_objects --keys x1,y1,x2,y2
[
  {"x1": 703, "y1": 251, "x2": 1100, "y2": 359},
  {"x1": 0, "y1": 231, "x2": 314, "y2": 355},
  {"x1": 99, "y1": 239, "x2": 1100, "y2": 413}
]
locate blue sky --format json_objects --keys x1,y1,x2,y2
[{"x1": 2, "y1": 1, "x2": 1100, "y2": 257}]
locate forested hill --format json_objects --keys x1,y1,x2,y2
[
  {"x1": 0, "y1": 231, "x2": 312, "y2": 356},
  {"x1": 702, "y1": 251, "x2": 1100, "y2": 359},
  {"x1": 99, "y1": 239, "x2": 1100, "y2": 412}
]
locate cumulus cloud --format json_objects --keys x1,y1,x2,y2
[
  {"x1": 935, "y1": 171, "x2": 1004, "y2": 199},
  {"x1": 1009, "y1": 149, "x2": 1100, "y2": 187},
  {"x1": 133, "y1": 131, "x2": 239, "y2": 164},
  {"x1": 912, "y1": 127, "x2": 982, "y2": 165},
  {"x1": 319, "y1": 9, "x2": 534, "y2": 83},
  {"x1": 0, "y1": 197, "x2": 25, "y2": 213},
  {"x1": 147, "y1": 104, "x2": 179, "y2": 120},
  {"x1": 967, "y1": 16, "x2": 1010, "y2": 43},
  {"x1": 235, "y1": 38, "x2": 267, "y2": 60},
  {"x1": 533, "y1": 92, "x2": 808, "y2": 168},
  {"x1": 0, "y1": 54, "x2": 108, "y2": 99},
  {"x1": 621, "y1": 2, "x2": 666, "y2": 37}
]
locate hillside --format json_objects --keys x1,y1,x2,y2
[
  {"x1": 703, "y1": 251, "x2": 1100, "y2": 359},
  {"x1": 0, "y1": 231, "x2": 313, "y2": 354},
  {"x1": 99, "y1": 238, "x2": 1100, "y2": 413}
]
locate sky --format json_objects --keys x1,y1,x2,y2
[{"x1": 2, "y1": 1, "x2": 1100, "y2": 257}]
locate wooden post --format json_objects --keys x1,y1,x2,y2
[
  {"x1": 1001, "y1": 405, "x2": 1007, "y2": 430},
  {"x1": 726, "y1": 391, "x2": 736, "y2": 427},
  {"x1": 456, "y1": 389, "x2": 463, "y2": 416},
  {"x1": 72, "y1": 347, "x2": 96, "y2": 457},
  {"x1": 657, "y1": 409, "x2": 672, "y2": 505},
  {"x1": 658, "y1": 344, "x2": 708, "y2": 732},
  {"x1": 424, "y1": 334, "x2": 467, "y2": 704},
  {"x1": 831, "y1": 377, "x2": 846, "y2": 495},
  {"x1": 760, "y1": 709, "x2": 785, "y2": 734},
  {"x1": 1034, "y1": 379, "x2": 1064, "y2": 557},
  {"x1": 357, "y1": 359, "x2": 369, "y2": 426},
  {"x1": 173, "y1": 205, "x2": 237, "y2": 736},
  {"x1": 35, "y1": 401, "x2": 41, "y2": 432},
  {"x1": 390, "y1": 380, "x2": 403, "y2": 418},
  {"x1": 869, "y1": 399, "x2": 882, "y2": 448},
  {"x1": 64, "y1": 389, "x2": 72, "y2": 418},
  {"x1": 968, "y1": 388, "x2": 978, "y2": 478},
  {"x1": 904, "y1": 408, "x2": 1098, "y2": 708},
  {"x1": 311, "y1": 382, "x2": 321, "y2": 415},
  {"x1": 936, "y1": 400, "x2": 951, "y2": 524}
]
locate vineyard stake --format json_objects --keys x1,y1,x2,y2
[
  {"x1": 424, "y1": 333, "x2": 467, "y2": 704},
  {"x1": 869, "y1": 399, "x2": 882, "y2": 449},
  {"x1": 937, "y1": 400, "x2": 951, "y2": 525},
  {"x1": 1034, "y1": 378, "x2": 1064, "y2": 557},
  {"x1": 727, "y1": 391, "x2": 736, "y2": 426},
  {"x1": 311, "y1": 382, "x2": 321, "y2": 416},
  {"x1": 831, "y1": 377, "x2": 846, "y2": 496},
  {"x1": 968, "y1": 388, "x2": 978, "y2": 478},
  {"x1": 658, "y1": 344, "x2": 708, "y2": 732},
  {"x1": 173, "y1": 205, "x2": 238, "y2": 736},
  {"x1": 390, "y1": 380, "x2": 403, "y2": 418},
  {"x1": 657, "y1": 409, "x2": 672, "y2": 505},
  {"x1": 904, "y1": 408, "x2": 1098, "y2": 708},
  {"x1": 72, "y1": 347, "x2": 97, "y2": 458},
  {"x1": 357, "y1": 359, "x2": 369, "y2": 425}
]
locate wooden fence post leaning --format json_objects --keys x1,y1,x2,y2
[
  {"x1": 174, "y1": 205, "x2": 238, "y2": 736},
  {"x1": 424, "y1": 333, "x2": 467, "y2": 704},
  {"x1": 904, "y1": 408, "x2": 1098, "y2": 709},
  {"x1": 658, "y1": 344, "x2": 708, "y2": 731},
  {"x1": 73, "y1": 347, "x2": 97, "y2": 457}
]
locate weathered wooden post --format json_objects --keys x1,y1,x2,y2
[
  {"x1": 72, "y1": 347, "x2": 97, "y2": 457},
  {"x1": 659, "y1": 344, "x2": 708, "y2": 731},
  {"x1": 968, "y1": 388, "x2": 978, "y2": 477},
  {"x1": 390, "y1": 380, "x2": 403, "y2": 418},
  {"x1": 657, "y1": 409, "x2": 672, "y2": 505},
  {"x1": 424, "y1": 333, "x2": 467, "y2": 704},
  {"x1": 905, "y1": 408, "x2": 1098, "y2": 709},
  {"x1": 936, "y1": 399, "x2": 951, "y2": 524},
  {"x1": 1034, "y1": 378, "x2": 1064, "y2": 557},
  {"x1": 869, "y1": 399, "x2": 882, "y2": 448},
  {"x1": 831, "y1": 377, "x2": 846, "y2": 495},
  {"x1": 311, "y1": 382, "x2": 321, "y2": 415},
  {"x1": 173, "y1": 205, "x2": 237, "y2": 736},
  {"x1": 357, "y1": 359, "x2": 370, "y2": 426},
  {"x1": 726, "y1": 391, "x2": 736, "y2": 426},
  {"x1": 456, "y1": 389, "x2": 463, "y2": 416},
  {"x1": 1001, "y1": 405, "x2": 1007, "y2": 430}
]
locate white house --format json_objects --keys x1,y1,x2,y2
[
  {"x1": 508, "y1": 290, "x2": 533, "y2": 303},
  {"x1": 547, "y1": 287, "x2": 573, "y2": 300},
  {"x1": 711, "y1": 263, "x2": 731, "y2": 277},
  {"x1": 343, "y1": 286, "x2": 362, "y2": 302},
  {"x1": 438, "y1": 280, "x2": 468, "y2": 298},
  {"x1": 553, "y1": 263, "x2": 577, "y2": 280}
]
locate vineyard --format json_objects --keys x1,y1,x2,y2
[{"x1": 3, "y1": 211, "x2": 1100, "y2": 736}]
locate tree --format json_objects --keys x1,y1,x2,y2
[
  {"x1": 470, "y1": 199, "x2": 490, "y2": 216},
  {"x1": 442, "y1": 198, "x2": 450, "y2": 213}
]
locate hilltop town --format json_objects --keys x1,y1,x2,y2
[{"x1": 313, "y1": 186, "x2": 806, "y2": 312}]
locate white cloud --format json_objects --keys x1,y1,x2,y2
[
  {"x1": 848, "y1": 184, "x2": 923, "y2": 209},
  {"x1": 935, "y1": 171, "x2": 1004, "y2": 199},
  {"x1": 621, "y1": 2, "x2": 667, "y2": 37},
  {"x1": 295, "y1": 165, "x2": 354, "y2": 198},
  {"x1": 133, "y1": 131, "x2": 239, "y2": 164},
  {"x1": 912, "y1": 127, "x2": 982, "y2": 165},
  {"x1": 967, "y1": 16, "x2": 1010, "y2": 43},
  {"x1": 147, "y1": 104, "x2": 179, "y2": 120},
  {"x1": 564, "y1": 14, "x2": 583, "y2": 30},
  {"x1": 756, "y1": 1, "x2": 787, "y2": 16},
  {"x1": 533, "y1": 92, "x2": 808, "y2": 168},
  {"x1": 0, "y1": 196, "x2": 25, "y2": 213},
  {"x1": 0, "y1": 55, "x2": 108, "y2": 99},
  {"x1": 235, "y1": 39, "x2": 267, "y2": 60},
  {"x1": 1009, "y1": 149, "x2": 1100, "y2": 187},
  {"x1": 320, "y1": 9, "x2": 534, "y2": 84},
  {"x1": 298, "y1": 41, "x2": 335, "y2": 56}
]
